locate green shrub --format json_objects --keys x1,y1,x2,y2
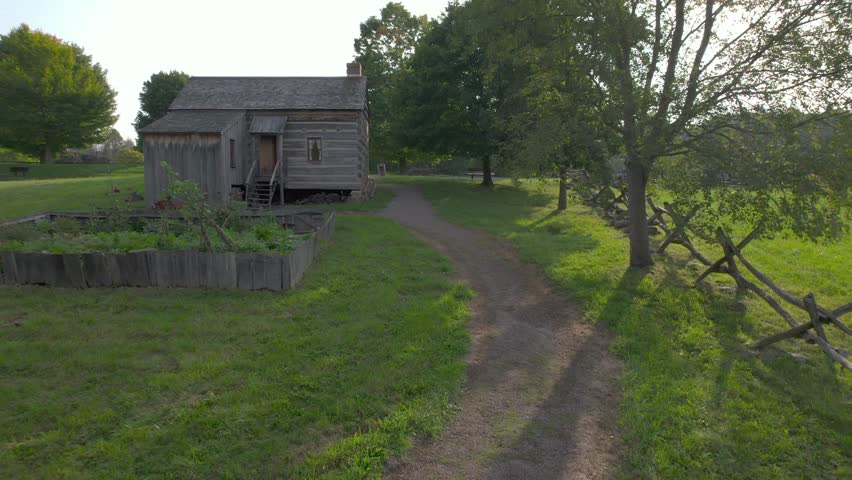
[
  {"x1": 117, "y1": 147, "x2": 143, "y2": 164},
  {"x1": 0, "y1": 147, "x2": 37, "y2": 163},
  {"x1": 0, "y1": 223, "x2": 40, "y2": 242},
  {"x1": 0, "y1": 217, "x2": 302, "y2": 255}
]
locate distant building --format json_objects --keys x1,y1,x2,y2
[{"x1": 140, "y1": 63, "x2": 369, "y2": 208}]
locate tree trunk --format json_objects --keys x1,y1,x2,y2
[
  {"x1": 481, "y1": 156, "x2": 494, "y2": 187},
  {"x1": 41, "y1": 145, "x2": 54, "y2": 164},
  {"x1": 557, "y1": 167, "x2": 568, "y2": 210},
  {"x1": 398, "y1": 157, "x2": 408, "y2": 174},
  {"x1": 626, "y1": 153, "x2": 653, "y2": 267}
]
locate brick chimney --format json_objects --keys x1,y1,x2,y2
[{"x1": 347, "y1": 62, "x2": 362, "y2": 77}]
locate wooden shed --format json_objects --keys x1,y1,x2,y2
[{"x1": 141, "y1": 63, "x2": 369, "y2": 208}]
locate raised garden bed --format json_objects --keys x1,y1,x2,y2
[{"x1": 0, "y1": 210, "x2": 335, "y2": 291}]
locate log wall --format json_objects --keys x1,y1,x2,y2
[{"x1": 244, "y1": 110, "x2": 366, "y2": 191}]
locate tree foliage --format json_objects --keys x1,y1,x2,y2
[
  {"x1": 397, "y1": 0, "x2": 620, "y2": 191},
  {"x1": 491, "y1": 0, "x2": 620, "y2": 205},
  {"x1": 354, "y1": 2, "x2": 428, "y2": 170},
  {"x1": 396, "y1": 1, "x2": 513, "y2": 185},
  {"x1": 133, "y1": 70, "x2": 190, "y2": 143},
  {"x1": 657, "y1": 111, "x2": 851, "y2": 241},
  {"x1": 571, "y1": 0, "x2": 852, "y2": 266},
  {"x1": 361, "y1": 0, "x2": 851, "y2": 264},
  {"x1": 0, "y1": 24, "x2": 117, "y2": 163}
]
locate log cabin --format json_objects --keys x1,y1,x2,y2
[{"x1": 140, "y1": 63, "x2": 368, "y2": 208}]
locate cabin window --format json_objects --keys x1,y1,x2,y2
[
  {"x1": 229, "y1": 139, "x2": 236, "y2": 168},
  {"x1": 307, "y1": 137, "x2": 322, "y2": 164}
]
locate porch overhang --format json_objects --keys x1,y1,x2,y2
[{"x1": 249, "y1": 115, "x2": 288, "y2": 134}]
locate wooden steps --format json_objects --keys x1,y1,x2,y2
[{"x1": 247, "y1": 176, "x2": 279, "y2": 209}]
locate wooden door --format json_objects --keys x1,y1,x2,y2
[{"x1": 259, "y1": 135, "x2": 277, "y2": 175}]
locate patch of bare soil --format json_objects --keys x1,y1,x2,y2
[{"x1": 379, "y1": 184, "x2": 624, "y2": 480}]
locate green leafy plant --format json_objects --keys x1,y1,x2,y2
[
  {"x1": 657, "y1": 112, "x2": 851, "y2": 242},
  {"x1": 159, "y1": 162, "x2": 236, "y2": 252}
]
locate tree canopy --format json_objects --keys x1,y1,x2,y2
[
  {"x1": 395, "y1": 2, "x2": 510, "y2": 185},
  {"x1": 354, "y1": 2, "x2": 428, "y2": 170},
  {"x1": 0, "y1": 24, "x2": 117, "y2": 163},
  {"x1": 657, "y1": 110, "x2": 851, "y2": 242},
  {"x1": 133, "y1": 70, "x2": 190, "y2": 143},
  {"x1": 572, "y1": 0, "x2": 852, "y2": 266},
  {"x1": 366, "y1": 0, "x2": 851, "y2": 266}
]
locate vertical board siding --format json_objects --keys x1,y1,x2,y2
[
  {"x1": 0, "y1": 212, "x2": 336, "y2": 291},
  {"x1": 143, "y1": 133, "x2": 224, "y2": 206},
  {"x1": 220, "y1": 114, "x2": 246, "y2": 195}
]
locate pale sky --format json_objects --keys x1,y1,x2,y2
[{"x1": 0, "y1": 0, "x2": 448, "y2": 139}]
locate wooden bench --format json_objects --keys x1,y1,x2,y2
[{"x1": 9, "y1": 166, "x2": 29, "y2": 177}]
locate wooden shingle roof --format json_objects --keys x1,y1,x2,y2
[
  {"x1": 169, "y1": 77, "x2": 368, "y2": 111},
  {"x1": 139, "y1": 110, "x2": 244, "y2": 134}
]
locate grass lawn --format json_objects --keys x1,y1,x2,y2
[
  {"x1": 0, "y1": 171, "x2": 145, "y2": 221},
  {"x1": 0, "y1": 215, "x2": 471, "y2": 478},
  {"x1": 0, "y1": 163, "x2": 141, "y2": 180},
  {"x1": 382, "y1": 175, "x2": 851, "y2": 479},
  {"x1": 0, "y1": 163, "x2": 395, "y2": 221}
]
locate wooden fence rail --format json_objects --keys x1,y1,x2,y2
[
  {"x1": 0, "y1": 211, "x2": 335, "y2": 292},
  {"x1": 639, "y1": 194, "x2": 851, "y2": 370},
  {"x1": 576, "y1": 184, "x2": 848, "y2": 368}
]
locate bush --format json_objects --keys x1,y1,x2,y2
[
  {"x1": 117, "y1": 147, "x2": 143, "y2": 164},
  {"x1": 0, "y1": 216, "x2": 301, "y2": 255},
  {"x1": 656, "y1": 112, "x2": 851, "y2": 242}
]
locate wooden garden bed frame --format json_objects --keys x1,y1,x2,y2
[{"x1": 0, "y1": 211, "x2": 335, "y2": 292}]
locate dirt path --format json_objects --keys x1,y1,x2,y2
[{"x1": 379, "y1": 185, "x2": 624, "y2": 480}]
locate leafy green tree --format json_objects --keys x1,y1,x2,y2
[
  {"x1": 657, "y1": 111, "x2": 851, "y2": 242},
  {"x1": 396, "y1": 2, "x2": 507, "y2": 186},
  {"x1": 99, "y1": 128, "x2": 133, "y2": 160},
  {"x1": 0, "y1": 24, "x2": 117, "y2": 163},
  {"x1": 487, "y1": 0, "x2": 619, "y2": 208},
  {"x1": 573, "y1": 0, "x2": 852, "y2": 267},
  {"x1": 133, "y1": 70, "x2": 190, "y2": 145},
  {"x1": 354, "y1": 2, "x2": 428, "y2": 172}
]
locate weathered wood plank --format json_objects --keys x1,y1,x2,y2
[
  {"x1": 0, "y1": 252, "x2": 18, "y2": 284},
  {"x1": 82, "y1": 253, "x2": 113, "y2": 287},
  {"x1": 287, "y1": 244, "x2": 307, "y2": 288},
  {"x1": 150, "y1": 251, "x2": 175, "y2": 287},
  {"x1": 61, "y1": 254, "x2": 86, "y2": 288},
  {"x1": 236, "y1": 254, "x2": 253, "y2": 290},
  {"x1": 185, "y1": 251, "x2": 200, "y2": 288},
  {"x1": 12, "y1": 252, "x2": 33, "y2": 284},
  {"x1": 259, "y1": 254, "x2": 282, "y2": 291},
  {"x1": 280, "y1": 255, "x2": 291, "y2": 290},
  {"x1": 120, "y1": 251, "x2": 152, "y2": 287},
  {"x1": 215, "y1": 252, "x2": 237, "y2": 289},
  {"x1": 250, "y1": 253, "x2": 266, "y2": 290},
  {"x1": 20, "y1": 253, "x2": 62, "y2": 286}
]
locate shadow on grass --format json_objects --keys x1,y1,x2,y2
[
  {"x1": 631, "y1": 248, "x2": 851, "y2": 477},
  {"x1": 384, "y1": 177, "x2": 852, "y2": 477},
  {"x1": 525, "y1": 209, "x2": 564, "y2": 231}
]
